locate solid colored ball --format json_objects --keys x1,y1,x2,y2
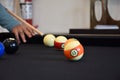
[
  {"x1": 43, "y1": 34, "x2": 56, "y2": 47},
  {"x1": 0, "y1": 42, "x2": 5, "y2": 57},
  {"x1": 54, "y1": 36, "x2": 67, "y2": 49},
  {"x1": 64, "y1": 39, "x2": 84, "y2": 61},
  {"x1": 3, "y1": 38, "x2": 19, "y2": 54}
]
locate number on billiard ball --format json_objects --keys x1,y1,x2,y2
[{"x1": 3, "y1": 38, "x2": 19, "y2": 54}]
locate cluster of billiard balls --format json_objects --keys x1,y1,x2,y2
[
  {"x1": 43, "y1": 34, "x2": 84, "y2": 61},
  {"x1": 0, "y1": 35, "x2": 84, "y2": 61},
  {"x1": 0, "y1": 38, "x2": 19, "y2": 58}
]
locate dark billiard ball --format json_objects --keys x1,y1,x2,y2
[
  {"x1": 0, "y1": 42, "x2": 5, "y2": 57},
  {"x1": 3, "y1": 38, "x2": 19, "y2": 54}
]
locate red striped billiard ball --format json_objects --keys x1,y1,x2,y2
[{"x1": 54, "y1": 36, "x2": 67, "y2": 49}]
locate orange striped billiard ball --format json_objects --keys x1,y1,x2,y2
[
  {"x1": 54, "y1": 36, "x2": 67, "y2": 49},
  {"x1": 64, "y1": 38, "x2": 77, "y2": 47},
  {"x1": 64, "y1": 39, "x2": 84, "y2": 61}
]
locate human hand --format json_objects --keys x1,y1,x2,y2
[{"x1": 12, "y1": 24, "x2": 35, "y2": 44}]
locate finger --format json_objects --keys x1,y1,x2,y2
[
  {"x1": 23, "y1": 27, "x2": 33, "y2": 38},
  {"x1": 19, "y1": 31, "x2": 26, "y2": 43},
  {"x1": 13, "y1": 30, "x2": 21, "y2": 44},
  {"x1": 25, "y1": 26, "x2": 35, "y2": 36},
  {"x1": 21, "y1": 24, "x2": 35, "y2": 36}
]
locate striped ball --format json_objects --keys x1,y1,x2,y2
[
  {"x1": 64, "y1": 39, "x2": 84, "y2": 61},
  {"x1": 54, "y1": 36, "x2": 67, "y2": 49}
]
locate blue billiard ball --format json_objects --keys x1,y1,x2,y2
[
  {"x1": 0, "y1": 42, "x2": 5, "y2": 57},
  {"x1": 3, "y1": 38, "x2": 19, "y2": 54}
]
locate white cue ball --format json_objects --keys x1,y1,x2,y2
[{"x1": 43, "y1": 34, "x2": 56, "y2": 47}]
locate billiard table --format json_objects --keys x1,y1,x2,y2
[{"x1": 0, "y1": 31, "x2": 120, "y2": 80}]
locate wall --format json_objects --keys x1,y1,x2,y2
[
  {"x1": 0, "y1": 0, "x2": 120, "y2": 33},
  {"x1": 33, "y1": 0, "x2": 90, "y2": 33}
]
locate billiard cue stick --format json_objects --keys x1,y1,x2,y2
[{"x1": 6, "y1": 9, "x2": 44, "y2": 36}]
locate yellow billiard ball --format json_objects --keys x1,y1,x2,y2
[{"x1": 43, "y1": 34, "x2": 56, "y2": 47}]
